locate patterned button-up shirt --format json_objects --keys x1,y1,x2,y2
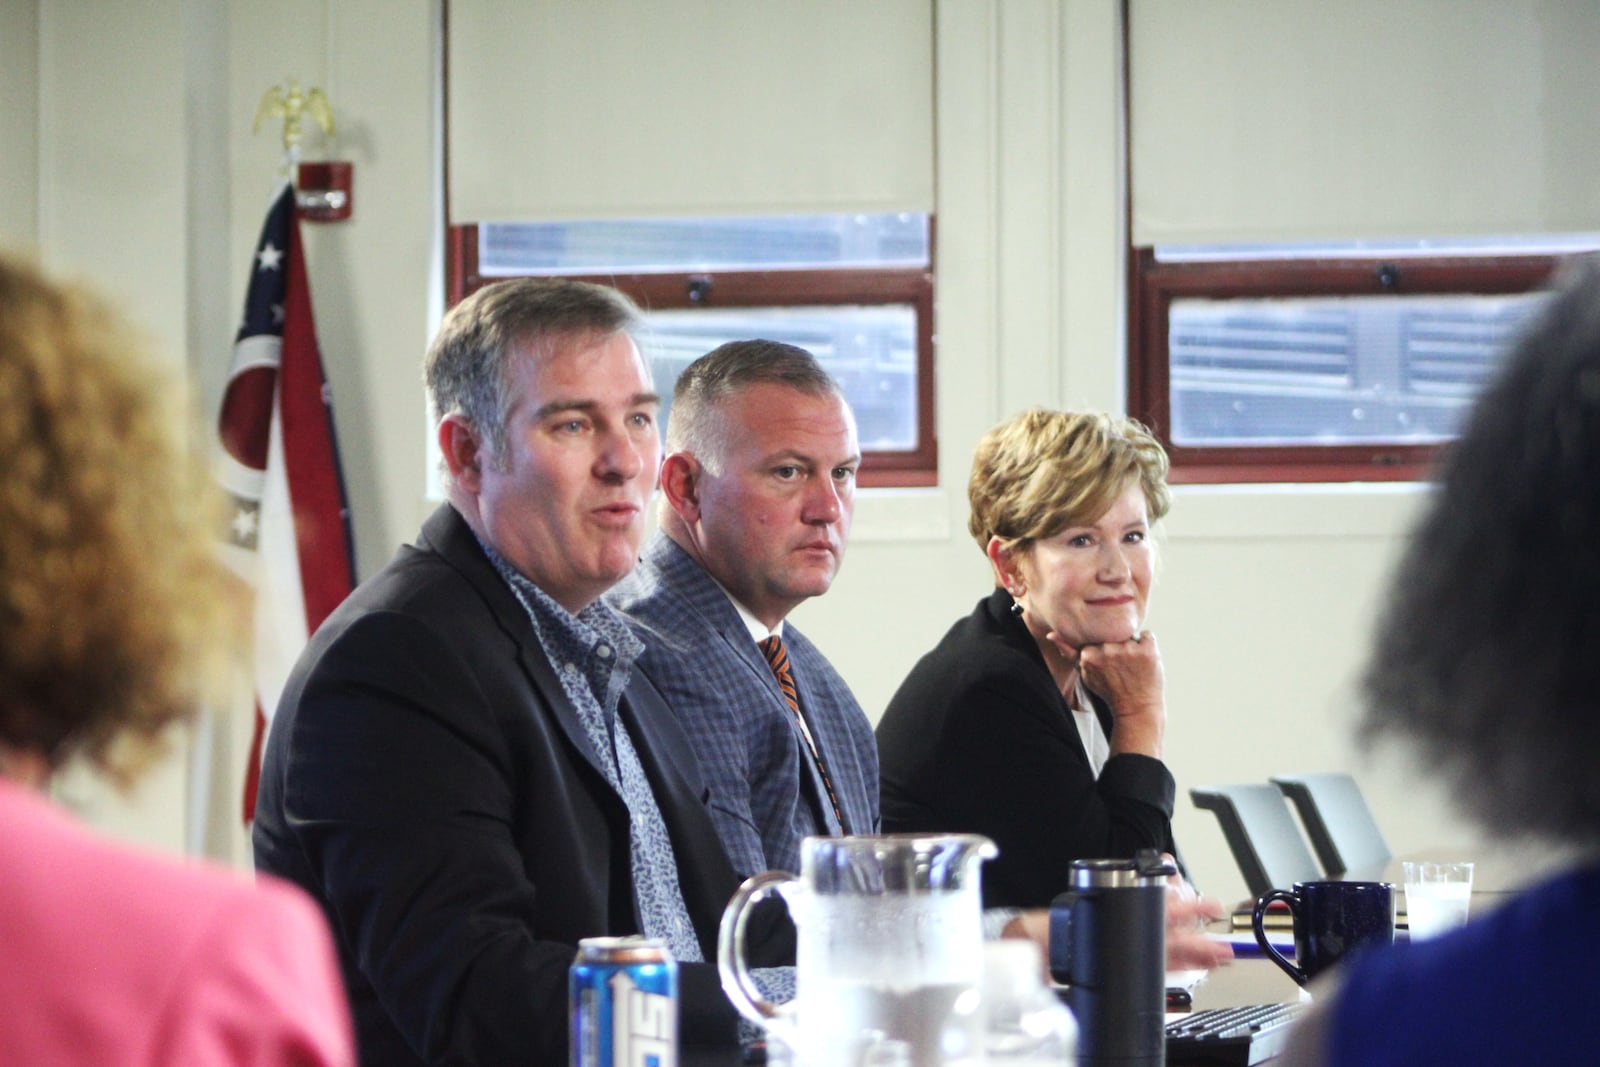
[{"x1": 480, "y1": 538, "x2": 703, "y2": 963}]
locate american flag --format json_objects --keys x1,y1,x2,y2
[{"x1": 216, "y1": 182, "x2": 355, "y2": 824}]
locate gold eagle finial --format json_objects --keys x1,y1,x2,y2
[{"x1": 253, "y1": 78, "x2": 336, "y2": 155}]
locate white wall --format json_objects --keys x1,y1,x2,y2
[
  {"x1": 26, "y1": 0, "x2": 201, "y2": 852},
  {"x1": 13, "y1": 0, "x2": 1489, "y2": 906},
  {"x1": 11, "y1": 0, "x2": 438, "y2": 865}
]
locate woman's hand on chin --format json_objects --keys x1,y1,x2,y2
[
  {"x1": 1079, "y1": 633, "x2": 1167, "y2": 756},
  {"x1": 1078, "y1": 631, "x2": 1162, "y2": 703}
]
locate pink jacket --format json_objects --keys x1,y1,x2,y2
[{"x1": 0, "y1": 778, "x2": 353, "y2": 1066}]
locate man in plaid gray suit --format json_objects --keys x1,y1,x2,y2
[{"x1": 609, "y1": 340, "x2": 879, "y2": 878}]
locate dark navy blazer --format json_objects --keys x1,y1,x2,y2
[{"x1": 254, "y1": 505, "x2": 790, "y2": 1066}]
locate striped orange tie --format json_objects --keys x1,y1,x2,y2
[{"x1": 760, "y1": 635, "x2": 849, "y2": 834}]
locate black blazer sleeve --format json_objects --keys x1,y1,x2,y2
[
  {"x1": 271, "y1": 606, "x2": 589, "y2": 1064},
  {"x1": 258, "y1": 590, "x2": 789, "y2": 1063}
]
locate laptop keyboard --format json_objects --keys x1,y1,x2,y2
[{"x1": 1165, "y1": 1002, "x2": 1306, "y2": 1065}]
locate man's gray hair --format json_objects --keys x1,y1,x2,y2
[
  {"x1": 424, "y1": 278, "x2": 642, "y2": 468},
  {"x1": 667, "y1": 339, "x2": 842, "y2": 473}
]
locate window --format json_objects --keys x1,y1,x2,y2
[
  {"x1": 1128, "y1": 242, "x2": 1579, "y2": 483},
  {"x1": 448, "y1": 213, "x2": 936, "y2": 487},
  {"x1": 1124, "y1": 3, "x2": 1600, "y2": 482}
]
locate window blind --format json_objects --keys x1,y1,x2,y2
[
  {"x1": 449, "y1": 0, "x2": 935, "y2": 222},
  {"x1": 1129, "y1": 0, "x2": 1600, "y2": 246}
]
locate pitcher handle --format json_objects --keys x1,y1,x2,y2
[
  {"x1": 718, "y1": 870, "x2": 795, "y2": 1025},
  {"x1": 1252, "y1": 888, "x2": 1307, "y2": 986}
]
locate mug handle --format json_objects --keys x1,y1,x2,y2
[
  {"x1": 717, "y1": 870, "x2": 794, "y2": 1026},
  {"x1": 1253, "y1": 888, "x2": 1308, "y2": 986}
]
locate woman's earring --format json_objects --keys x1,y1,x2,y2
[{"x1": 1008, "y1": 588, "x2": 1025, "y2": 615}]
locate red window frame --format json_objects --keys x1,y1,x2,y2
[
  {"x1": 1126, "y1": 249, "x2": 1562, "y2": 484},
  {"x1": 448, "y1": 223, "x2": 938, "y2": 488}
]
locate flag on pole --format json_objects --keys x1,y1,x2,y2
[{"x1": 217, "y1": 182, "x2": 356, "y2": 824}]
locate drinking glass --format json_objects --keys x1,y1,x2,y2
[{"x1": 1402, "y1": 861, "x2": 1474, "y2": 940}]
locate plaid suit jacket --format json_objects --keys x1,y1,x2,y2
[{"x1": 608, "y1": 532, "x2": 880, "y2": 878}]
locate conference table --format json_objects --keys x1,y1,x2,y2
[
  {"x1": 684, "y1": 948, "x2": 1309, "y2": 1067},
  {"x1": 1185, "y1": 937, "x2": 1303, "y2": 1011},
  {"x1": 1205, "y1": 842, "x2": 1541, "y2": 1011},
  {"x1": 1183, "y1": 846, "x2": 1550, "y2": 1063},
  {"x1": 689, "y1": 848, "x2": 1554, "y2": 1067}
]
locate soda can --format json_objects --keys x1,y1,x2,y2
[{"x1": 570, "y1": 935, "x2": 678, "y2": 1067}]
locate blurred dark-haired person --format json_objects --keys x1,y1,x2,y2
[
  {"x1": 0, "y1": 253, "x2": 353, "y2": 1065},
  {"x1": 253, "y1": 278, "x2": 791, "y2": 1066},
  {"x1": 1279, "y1": 261, "x2": 1600, "y2": 1066},
  {"x1": 876, "y1": 409, "x2": 1227, "y2": 969}
]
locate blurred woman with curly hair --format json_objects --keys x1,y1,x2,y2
[{"x1": 0, "y1": 252, "x2": 353, "y2": 1065}]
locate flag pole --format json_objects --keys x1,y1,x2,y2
[{"x1": 216, "y1": 83, "x2": 356, "y2": 829}]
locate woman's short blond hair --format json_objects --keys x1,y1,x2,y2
[
  {"x1": 967, "y1": 409, "x2": 1171, "y2": 554},
  {"x1": 0, "y1": 254, "x2": 243, "y2": 786}
]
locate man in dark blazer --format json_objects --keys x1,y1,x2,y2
[
  {"x1": 608, "y1": 340, "x2": 878, "y2": 880},
  {"x1": 253, "y1": 280, "x2": 789, "y2": 1066}
]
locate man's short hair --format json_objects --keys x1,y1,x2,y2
[
  {"x1": 424, "y1": 278, "x2": 642, "y2": 468},
  {"x1": 666, "y1": 339, "x2": 842, "y2": 473}
]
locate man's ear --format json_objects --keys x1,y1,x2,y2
[
  {"x1": 659, "y1": 452, "x2": 704, "y2": 525},
  {"x1": 439, "y1": 414, "x2": 487, "y2": 492}
]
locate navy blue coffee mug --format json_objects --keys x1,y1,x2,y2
[{"x1": 1252, "y1": 880, "x2": 1394, "y2": 986}]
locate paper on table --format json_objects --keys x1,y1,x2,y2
[{"x1": 1231, "y1": 900, "x2": 1293, "y2": 930}]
